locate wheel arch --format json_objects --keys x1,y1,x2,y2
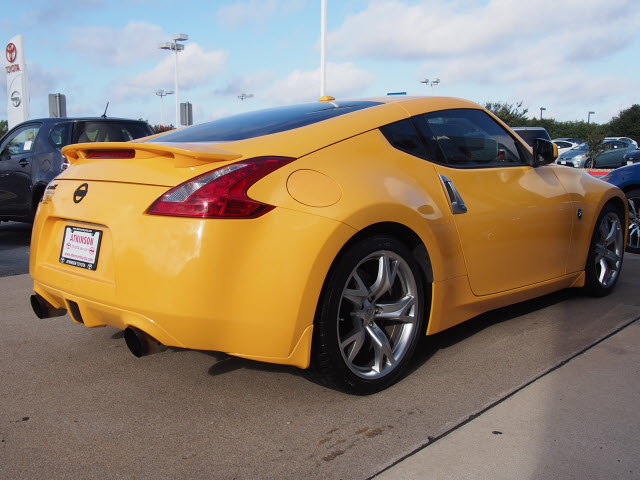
[
  {"x1": 313, "y1": 221, "x2": 434, "y2": 330},
  {"x1": 604, "y1": 194, "x2": 627, "y2": 221}
]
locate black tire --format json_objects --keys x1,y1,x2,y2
[
  {"x1": 307, "y1": 235, "x2": 425, "y2": 395},
  {"x1": 585, "y1": 158, "x2": 595, "y2": 169},
  {"x1": 625, "y1": 188, "x2": 640, "y2": 254},
  {"x1": 583, "y1": 203, "x2": 625, "y2": 297}
]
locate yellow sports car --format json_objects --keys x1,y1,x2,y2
[{"x1": 30, "y1": 96, "x2": 626, "y2": 394}]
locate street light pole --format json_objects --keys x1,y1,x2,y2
[
  {"x1": 540, "y1": 107, "x2": 546, "y2": 120},
  {"x1": 420, "y1": 78, "x2": 440, "y2": 94},
  {"x1": 320, "y1": 0, "x2": 327, "y2": 97},
  {"x1": 237, "y1": 93, "x2": 254, "y2": 113},
  {"x1": 155, "y1": 89, "x2": 174, "y2": 126},
  {"x1": 588, "y1": 111, "x2": 595, "y2": 124},
  {"x1": 159, "y1": 33, "x2": 188, "y2": 127}
]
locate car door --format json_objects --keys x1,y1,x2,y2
[
  {"x1": 594, "y1": 141, "x2": 618, "y2": 168},
  {"x1": 414, "y1": 108, "x2": 573, "y2": 296},
  {"x1": 0, "y1": 123, "x2": 42, "y2": 217}
]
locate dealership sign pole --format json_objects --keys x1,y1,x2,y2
[{"x1": 4, "y1": 34, "x2": 30, "y2": 129}]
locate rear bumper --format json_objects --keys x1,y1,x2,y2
[{"x1": 31, "y1": 200, "x2": 356, "y2": 368}]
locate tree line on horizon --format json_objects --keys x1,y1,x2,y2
[{"x1": 484, "y1": 101, "x2": 640, "y2": 144}]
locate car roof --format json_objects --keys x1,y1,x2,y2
[
  {"x1": 148, "y1": 96, "x2": 490, "y2": 159},
  {"x1": 6, "y1": 118, "x2": 150, "y2": 133},
  {"x1": 512, "y1": 127, "x2": 548, "y2": 131},
  {"x1": 13, "y1": 117, "x2": 148, "y2": 125}
]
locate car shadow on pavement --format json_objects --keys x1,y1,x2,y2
[
  {"x1": 206, "y1": 353, "x2": 299, "y2": 377},
  {"x1": 108, "y1": 287, "x2": 576, "y2": 385},
  {"x1": 407, "y1": 288, "x2": 574, "y2": 376}
]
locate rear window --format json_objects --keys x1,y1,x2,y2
[
  {"x1": 149, "y1": 101, "x2": 382, "y2": 143},
  {"x1": 73, "y1": 121, "x2": 152, "y2": 143}
]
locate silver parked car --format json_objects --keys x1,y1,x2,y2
[{"x1": 556, "y1": 139, "x2": 636, "y2": 168}]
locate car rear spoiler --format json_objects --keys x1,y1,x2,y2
[{"x1": 62, "y1": 141, "x2": 242, "y2": 168}]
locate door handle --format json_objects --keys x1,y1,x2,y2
[
  {"x1": 18, "y1": 159, "x2": 29, "y2": 166},
  {"x1": 439, "y1": 175, "x2": 468, "y2": 214}
]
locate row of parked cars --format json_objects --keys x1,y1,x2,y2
[
  {"x1": 512, "y1": 126, "x2": 640, "y2": 254},
  {"x1": 512, "y1": 127, "x2": 639, "y2": 168}
]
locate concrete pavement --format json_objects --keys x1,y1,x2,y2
[
  {"x1": 2, "y1": 255, "x2": 640, "y2": 479},
  {"x1": 376, "y1": 319, "x2": 640, "y2": 480}
]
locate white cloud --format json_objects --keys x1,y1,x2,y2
[
  {"x1": 214, "y1": 71, "x2": 278, "y2": 96},
  {"x1": 217, "y1": 0, "x2": 306, "y2": 28},
  {"x1": 325, "y1": 0, "x2": 640, "y2": 120},
  {"x1": 263, "y1": 62, "x2": 375, "y2": 104},
  {"x1": 112, "y1": 43, "x2": 229, "y2": 100},
  {"x1": 328, "y1": 0, "x2": 640, "y2": 61},
  {"x1": 70, "y1": 21, "x2": 168, "y2": 66}
]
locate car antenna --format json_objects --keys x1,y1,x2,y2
[{"x1": 101, "y1": 102, "x2": 109, "y2": 118}]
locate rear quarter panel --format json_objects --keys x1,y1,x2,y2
[{"x1": 249, "y1": 128, "x2": 467, "y2": 283}]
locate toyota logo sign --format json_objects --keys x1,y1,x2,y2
[
  {"x1": 6, "y1": 43, "x2": 16, "y2": 63},
  {"x1": 10, "y1": 91, "x2": 21, "y2": 108}
]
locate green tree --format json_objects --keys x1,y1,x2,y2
[
  {"x1": 608, "y1": 104, "x2": 640, "y2": 143},
  {"x1": 484, "y1": 101, "x2": 529, "y2": 126},
  {"x1": 585, "y1": 129, "x2": 607, "y2": 168},
  {"x1": 0, "y1": 120, "x2": 7, "y2": 137}
]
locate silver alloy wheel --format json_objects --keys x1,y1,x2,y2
[
  {"x1": 594, "y1": 212, "x2": 624, "y2": 288},
  {"x1": 627, "y1": 195, "x2": 640, "y2": 251},
  {"x1": 337, "y1": 250, "x2": 418, "y2": 379}
]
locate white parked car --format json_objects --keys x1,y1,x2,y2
[{"x1": 552, "y1": 138, "x2": 581, "y2": 156}]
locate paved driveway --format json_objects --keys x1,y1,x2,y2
[{"x1": 1, "y1": 246, "x2": 639, "y2": 479}]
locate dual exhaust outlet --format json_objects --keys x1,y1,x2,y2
[{"x1": 30, "y1": 293, "x2": 166, "y2": 357}]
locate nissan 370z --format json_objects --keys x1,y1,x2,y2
[{"x1": 29, "y1": 96, "x2": 627, "y2": 394}]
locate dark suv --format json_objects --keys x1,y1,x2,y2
[{"x1": 0, "y1": 117, "x2": 153, "y2": 223}]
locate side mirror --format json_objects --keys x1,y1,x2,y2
[{"x1": 531, "y1": 138, "x2": 557, "y2": 167}]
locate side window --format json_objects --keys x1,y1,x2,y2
[
  {"x1": 379, "y1": 119, "x2": 428, "y2": 159},
  {"x1": 49, "y1": 123, "x2": 71, "y2": 149},
  {"x1": 0, "y1": 124, "x2": 41, "y2": 156},
  {"x1": 415, "y1": 109, "x2": 526, "y2": 168}
]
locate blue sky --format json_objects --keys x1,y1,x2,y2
[{"x1": 2, "y1": 0, "x2": 639, "y2": 126}]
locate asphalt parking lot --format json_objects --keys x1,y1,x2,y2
[{"x1": 1, "y1": 221, "x2": 639, "y2": 479}]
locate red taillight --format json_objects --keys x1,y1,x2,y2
[
  {"x1": 86, "y1": 150, "x2": 136, "y2": 159},
  {"x1": 147, "y1": 156, "x2": 295, "y2": 219}
]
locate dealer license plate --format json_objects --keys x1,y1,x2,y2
[{"x1": 59, "y1": 226, "x2": 103, "y2": 270}]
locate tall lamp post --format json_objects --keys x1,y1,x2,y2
[
  {"x1": 159, "y1": 33, "x2": 189, "y2": 127},
  {"x1": 421, "y1": 78, "x2": 440, "y2": 93},
  {"x1": 237, "y1": 93, "x2": 254, "y2": 113},
  {"x1": 588, "y1": 111, "x2": 595, "y2": 124},
  {"x1": 320, "y1": 0, "x2": 327, "y2": 97},
  {"x1": 540, "y1": 107, "x2": 546, "y2": 120},
  {"x1": 155, "y1": 89, "x2": 174, "y2": 126}
]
